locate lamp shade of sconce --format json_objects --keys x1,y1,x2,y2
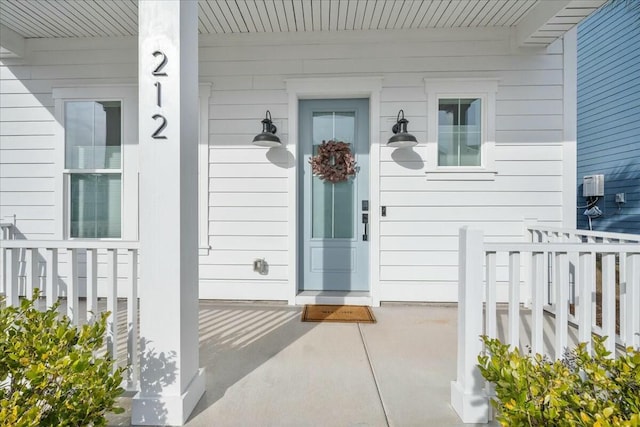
[
  {"x1": 387, "y1": 109, "x2": 418, "y2": 148},
  {"x1": 252, "y1": 110, "x2": 281, "y2": 147}
]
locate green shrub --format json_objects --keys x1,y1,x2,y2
[
  {"x1": 478, "y1": 335, "x2": 640, "y2": 427},
  {"x1": 0, "y1": 291, "x2": 125, "y2": 426}
]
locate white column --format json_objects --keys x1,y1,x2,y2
[
  {"x1": 451, "y1": 227, "x2": 490, "y2": 423},
  {"x1": 132, "y1": 1, "x2": 205, "y2": 425}
]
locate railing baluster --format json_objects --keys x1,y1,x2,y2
[
  {"x1": 45, "y1": 248, "x2": 58, "y2": 309},
  {"x1": 601, "y1": 252, "x2": 616, "y2": 355},
  {"x1": 628, "y1": 253, "x2": 639, "y2": 350},
  {"x1": 543, "y1": 241, "x2": 550, "y2": 307},
  {"x1": 508, "y1": 252, "x2": 520, "y2": 348},
  {"x1": 67, "y1": 248, "x2": 79, "y2": 325},
  {"x1": 548, "y1": 233, "x2": 556, "y2": 306},
  {"x1": 127, "y1": 249, "x2": 139, "y2": 389},
  {"x1": 0, "y1": 246, "x2": 5, "y2": 297},
  {"x1": 587, "y1": 235, "x2": 597, "y2": 327},
  {"x1": 624, "y1": 253, "x2": 639, "y2": 349},
  {"x1": 106, "y1": 249, "x2": 118, "y2": 366},
  {"x1": 508, "y1": 252, "x2": 520, "y2": 349},
  {"x1": 485, "y1": 252, "x2": 497, "y2": 339},
  {"x1": 619, "y1": 242, "x2": 628, "y2": 344},
  {"x1": 86, "y1": 249, "x2": 98, "y2": 324},
  {"x1": 6, "y1": 248, "x2": 19, "y2": 306},
  {"x1": 522, "y1": 252, "x2": 532, "y2": 309},
  {"x1": 568, "y1": 234, "x2": 579, "y2": 321},
  {"x1": 578, "y1": 251, "x2": 595, "y2": 354},
  {"x1": 25, "y1": 248, "x2": 39, "y2": 301},
  {"x1": 555, "y1": 252, "x2": 569, "y2": 359},
  {"x1": 531, "y1": 251, "x2": 544, "y2": 355}
]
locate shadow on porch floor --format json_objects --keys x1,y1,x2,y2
[{"x1": 108, "y1": 301, "x2": 498, "y2": 427}]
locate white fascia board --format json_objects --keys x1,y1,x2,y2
[
  {"x1": 515, "y1": 0, "x2": 572, "y2": 47},
  {"x1": 0, "y1": 24, "x2": 25, "y2": 58}
]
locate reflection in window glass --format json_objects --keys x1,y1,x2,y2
[
  {"x1": 438, "y1": 98, "x2": 481, "y2": 166},
  {"x1": 65, "y1": 101, "x2": 121, "y2": 169}
]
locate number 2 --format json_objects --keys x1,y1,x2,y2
[
  {"x1": 151, "y1": 114, "x2": 168, "y2": 139},
  {"x1": 152, "y1": 51, "x2": 168, "y2": 76}
]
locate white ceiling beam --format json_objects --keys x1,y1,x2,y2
[
  {"x1": 0, "y1": 24, "x2": 25, "y2": 58},
  {"x1": 515, "y1": 0, "x2": 572, "y2": 47}
]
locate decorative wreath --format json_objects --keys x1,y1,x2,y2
[{"x1": 309, "y1": 140, "x2": 357, "y2": 183}]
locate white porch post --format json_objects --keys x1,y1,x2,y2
[
  {"x1": 451, "y1": 227, "x2": 490, "y2": 423},
  {"x1": 132, "y1": 1, "x2": 205, "y2": 425}
]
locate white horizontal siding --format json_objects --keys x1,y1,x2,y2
[
  {"x1": 1, "y1": 39, "x2": 136, "y2": 240},
  {"x1": 0, "y1": 27, "x2": 567, "y2": 301}
]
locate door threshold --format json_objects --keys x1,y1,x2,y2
[{"x1": 295, "y1": 291, "x2": 371, "y2": 306}]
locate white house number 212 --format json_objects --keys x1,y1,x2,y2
[{"x1": 151, "y1": 50, "x2": 168, "y2": 140}]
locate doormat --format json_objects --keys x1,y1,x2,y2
[{"x1": 301, "y1": 305, "x2": 376, "y2": 323}]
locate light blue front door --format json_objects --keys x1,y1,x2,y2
[{"x1": 299, "y1": 99, "x2": 369, "y2": 292}]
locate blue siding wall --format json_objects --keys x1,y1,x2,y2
[{"x1": 577, "y1": 0, "x2": 640, "y2": 233}]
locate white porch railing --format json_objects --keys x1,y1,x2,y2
[
  {"x1": 0, "y1": 239, "x2": 140, "y2": 392},
  {"x1": 528, "y1": 225, "x2": 640, "y2": 348},
  {"x1": 451, "y1": 226, "x2": 640, "y2": 424}
]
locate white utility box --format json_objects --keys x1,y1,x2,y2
[{"x1": 583, "y1": 174, "x2": 605, "y2": 197}]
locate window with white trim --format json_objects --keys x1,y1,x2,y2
[
  {"x1": 53, "y1": 86, "x2": 138, "y2": 240},
  {"x1": 438, "y1": 98, "x2": 482, "y2": 167},
  {"x1": 425, "y1": 79, "x2": 498, "y2": 178},
  {"x1": 65, "y1": 100, "x2": 122, "y2": 238}
]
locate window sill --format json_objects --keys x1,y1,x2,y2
[{"x1": 425, "y1": 168, "x2": 497, "y2": 181}]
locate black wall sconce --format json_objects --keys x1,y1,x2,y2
[
  {"x1": 252, "y1": 110, "x2": 281, "y2": 147},
  {"x1": 387, "y1": 109, "x2": 418, "y2": 148}
]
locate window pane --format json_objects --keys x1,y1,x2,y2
[
  {"x1": 459, "y1": 99, "x2": 480, "y2": 126},
  {"x1": 437, "y1": 131, "x2": 457, "y2": 166},
  {"x1": 459, "y1": 133, "x2": 481, "y2": 166},
  {"x1": 438, "y1": 98, "x2": 481, "y2": 166},
  {"x1": 70, "y1": 174, "x2": 121, "y2": 238},
  {"x1": 65, "y1": 101, "x2": 121, "y2": 169}
]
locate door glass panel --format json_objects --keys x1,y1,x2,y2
[
  {"x1": 333, "y1": 180, "x2": 354, "y2": 238},
  {"x1": 334, "y1": 113, "x2": 355, "y2": 144},
  {"x1": 312, "y1": 173, "x2": 333, "y2": 238},
  {"x1": 311, "y1": 111, "x2": 356, "y2": 239}
]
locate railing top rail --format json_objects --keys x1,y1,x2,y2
[
  {"x1": 0, "y1": 240, "x2": 140, "y2": 250},
  {"x1": 528, "y1": 225, "x2": 640, "y2": 242},
  {"x1": 0, "y1": 222, "x2": 13, "y2": 228},
  {"x1": 485, "y1": 242, "x2": 640, "y2": 253}
]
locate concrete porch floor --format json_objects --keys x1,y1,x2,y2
[{"x1": 108, "y1": 301, "x2": 497, "y2": 427}]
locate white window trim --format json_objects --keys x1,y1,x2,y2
[
  {"x1": 424, "y1": 78, "x2": 499, "y2": 181},
  {"x1": 198, "y1": 83, "x2": 212, "y2": 256},
  {"x1": 53, "y1": 85, "x2": 138, "y2": 240}
]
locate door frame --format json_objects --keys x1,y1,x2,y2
[{"x1": 285, "y1": 77, "x2": 383, "y2": 307}]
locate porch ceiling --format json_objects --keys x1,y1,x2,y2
[{"x1": 0, "y1": 0, "x2": 604, "y2": 45}]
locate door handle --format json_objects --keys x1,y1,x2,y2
[{"x1": 362, "y1": 213, "x2": 368, "y2": 241}]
